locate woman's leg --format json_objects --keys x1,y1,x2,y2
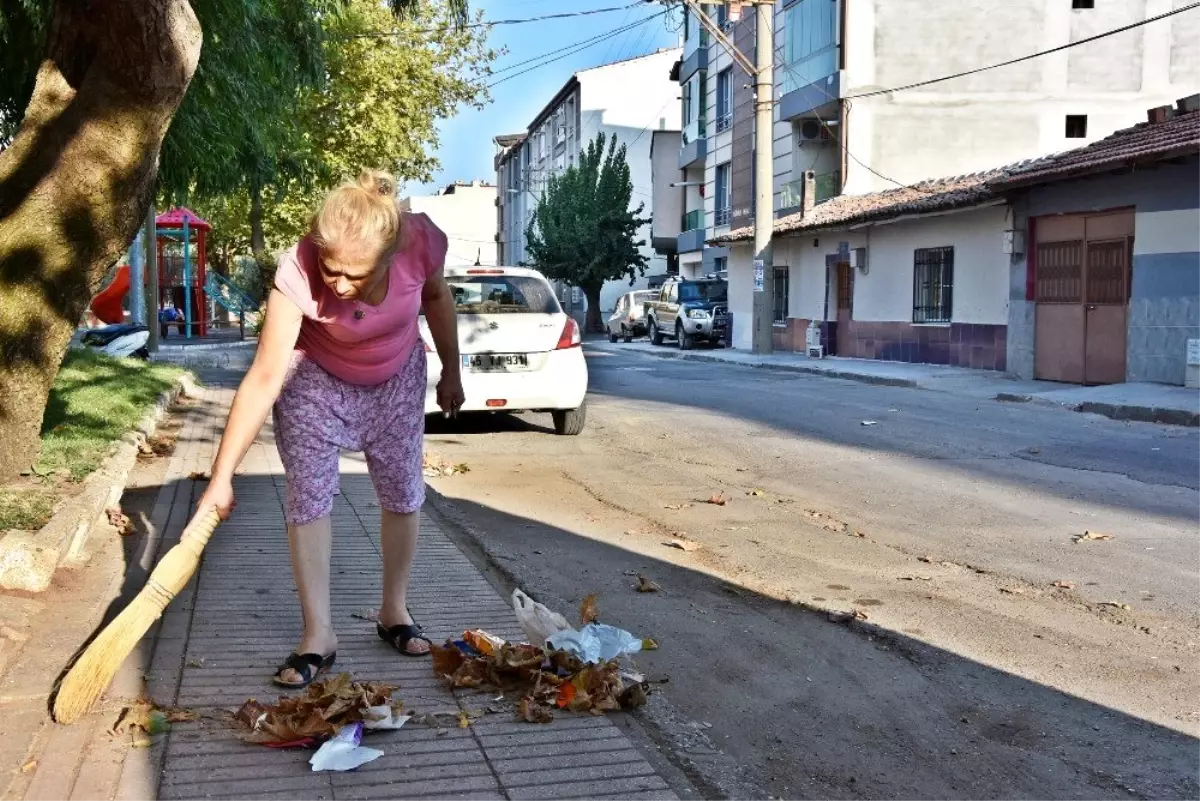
[
  {"x1": 377, "y1": 509, "x2": 429, "y2": 654},
  {"x1": 277, "y1": 516, "x2": 338, "y2": 682}
]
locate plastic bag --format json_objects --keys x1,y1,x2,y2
[
  {"x1": 512, "y1": 589, "x2": 570, "y2": 645},
  {"x1": 361, "y1": 705, "x2": 411, "y2": 731},
  {"x1": 546, "y1": 623, "x2": 644, "y2": 664},
  {"x1": 309, "y1": 723, "x2": 383, "y2": 772}
]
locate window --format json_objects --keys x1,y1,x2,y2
[
  {"x1": 712, "y1": 256, "x2": 728, "y2": 276},
  {"x1": 714, "y1": 163, "x2": 731, "y2": 226},
  {"x1": 782, "y1": 0, "x2": 838, "y2": 94},
  {"x1": 716, "y1": 2, "x2": 730, "y2": 31},
  {"x1": 912, "y1": 247, "x2": 954, "y2": 323},
  {"x1": 448, "y1": 276, "x2": 561, "y2": 314},
  {"x1": 773, "y1": 267, "x2": 790, "y2": 324},
  {"x1": 716, "y1": 68, "x2": 733, "y2": 132},
  {"x1": 666, "y1": 283, "x2": 678, "y2": 303},
  {"x1": 1065, "y1": 114, "x2": 1088, "y2": 138},
  {"x1": 1072, "y1": 0, "x2": 1094, "y2": 8},
  {"x1": 679, "y1": 280, "x2": 727, "y2": 303}
]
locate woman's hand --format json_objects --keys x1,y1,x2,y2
[
  {"x1": 437, "y1": 369, "x2": 465, "y2": 416},
  {"x1": 196, "y1": 475, "x2": 236, "y2": 521}
]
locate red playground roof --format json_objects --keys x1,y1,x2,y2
[{"x1": 155, "y1": 207, "x2": 212, "y2": 230}]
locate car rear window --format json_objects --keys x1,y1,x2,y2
[
  {"x1": 679, "y1": 281, "x2": 728, "y2": 303},
  {"x1": 448, "y1": 276, "x2": 561, "y2": 314}
]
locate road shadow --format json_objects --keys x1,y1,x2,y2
[{"x1": 427, "y1": 490, "x2": 1200, "y2": 801}]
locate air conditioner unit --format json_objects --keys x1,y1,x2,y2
[{"x1": 799, "y1": 119, "x2": 830, "y2": 141}]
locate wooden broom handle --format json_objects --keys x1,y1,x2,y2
[{"x1": 142, "y1": 509, "x2": 221, "y2": 615}]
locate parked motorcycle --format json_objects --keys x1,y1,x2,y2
[{"x1": 80, "y1": 323, "x2": 150, "y2": 359}]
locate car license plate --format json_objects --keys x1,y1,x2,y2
[
  {"x1": 462, "y1": 353, "x2": 529, "y2": 371},
  {"x1": 714, "y1": 314, "x2": 728, "y2": 328}
]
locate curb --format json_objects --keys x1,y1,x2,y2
[
  {"x1": 0, "y1": 373, "x2": 198, "y2": 593},
  {"x1": 589, "y1": 343, "x2": 920, "y2": 387},
  {"x1": 995, "y1": 392, "x2": 1199, "y2": 427}
]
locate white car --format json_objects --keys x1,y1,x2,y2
[{"x1": 420, "y1": 266, "x2": 589, "y2": 435}]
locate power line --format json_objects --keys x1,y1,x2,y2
[
  {"x1": 334, "y1": 2, "x2": 652, "y2": 40},
  {"x1": 487, "y1": 12, "x2": 657, "y2": 79},
  {"x1": 487, "y1": 10, "x2": 667, "y2": 88},
  {"x1": 847, "y1": 2, "x2": 1199, "y2": 99}
]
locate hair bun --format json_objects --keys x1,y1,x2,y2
[{"x1": 358, "y1": 169, "x2": 396, "y2": 198}]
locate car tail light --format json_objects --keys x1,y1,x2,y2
[
  {"x1": 555, "y1": 317, "x2": 581, "y2": 349},
  {"x1": 486, "y1": 399, "x2": 507, "y2": 408}
]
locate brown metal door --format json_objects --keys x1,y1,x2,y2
[
  {"x1": 835, "y1": 261, "x2": 852, "y2": 355},
  {"x1": 1034, "y1": 211, "x2": 1133, "y2": 385},
  {"x1": 1083, "y1": 237, "x2": 1131, "y2": 385},
  {"x1": 1034, "y1": 238, "x2": 1085, "y2": 383}
]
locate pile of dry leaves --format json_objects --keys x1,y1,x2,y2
[
  {"x1": 233, "y1": 673, "x2": 397, "y2": 745},
  {"x1": 431, "y1": 641, "x2": 645, "y2": 724},
  {"x1": 422, "y1": 454, "x2": 469, "y2": 478}
]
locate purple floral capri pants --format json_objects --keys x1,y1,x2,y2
[{"x1": 273, "y1": 345, "x2": 426, "y2": 525}]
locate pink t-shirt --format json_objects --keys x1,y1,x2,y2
[{"x1": 274, "y1": 212, "x2": 447, "y2": 385}]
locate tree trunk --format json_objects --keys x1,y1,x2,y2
[
  {"x1": 584, "y1": 284, "x2": 604, "y2": 334},
  {"x1": 249, "y1": 179, "x2": 266, "y2": 264},
  {"x1": 0, "y1": 0, "x2": 202, "y2": 482}
]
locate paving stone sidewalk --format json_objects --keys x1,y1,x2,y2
[{"x1": 25, "y1": 371, "x2": 681, "y2": 801}]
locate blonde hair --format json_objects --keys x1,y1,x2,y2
[{"x1": 310, "y1": 169, "x2": 402, "y2": 261}]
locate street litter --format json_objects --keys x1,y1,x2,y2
[
  {"x1": 635, "y1": 575, "x2": 661, "y2": 593},
  {"x1": 706, "y1": 494, "x2": 727, "y2": 506},
  {"x1": 664, "y1": 538, "x2": 701, "y2": 552},
  {"x1": 1100, "y1": 601, "x2": 1132, "y2": 610},
  {"x1": 432, "y1": 592, "x2": 655, "y2": 723},
  {"x1": 309, "y1": 722, "x2": 382, "y2": 772},
  {"x1": 1073, "y1": 530, "x2": 1115, "y2": 544},
  {"x1": 422, "y1": 453, "x2": 469, "y2": 478},
  {"x1": 233, "y1": 673, "x2": 397, "y2": 747},
  {"x1": 664, "y1": 503, "x2": 691, "y2": 510},
  {"x1": 1052, "y1": 580, "x2": 1076, "y2": 589},
  {"x1": 106, "y1": 507, "x2": 134, "y2": 535}
]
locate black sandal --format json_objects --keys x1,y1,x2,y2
[
  {"x1": 376, "y1": 620, "x2": 432, "y2": 657},
  {"x1": 272, "y1": 651, "x2": 336, "y2": 688}
]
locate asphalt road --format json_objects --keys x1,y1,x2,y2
[{"x1": 425, "y1": 344, "x2": 1200, "y2": 800}]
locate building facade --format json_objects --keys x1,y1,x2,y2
[
  {"x1": 494, "y1": 48, "x2": 682, "y2": 317},
  {"x1": 400, "y1": 180, "x2": 497, "y2": 268},
  {"x1": 663, "y1": 0, "x2": 1199, "y2": 353}
]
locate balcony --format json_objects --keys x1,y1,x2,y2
[
  {"x1": 778, "y1": 70, "x2": 841, "y2": 122},
  {"x1": 815, "y1": 170, "x2": 841, "y2": 202},
  {"x1": 679, "y1": 119, "x2": 708, "y2": 169},
  {"x1": 714, "y1": 207, "x2": 731, "y2": 228},
  {"x1": 776, "y1": 170, "x2": 842, "y2": 215},
  {"x1": 677, "y1": 209, "x2": 706, "y2": 254},
  {"x1": 714, "y1": 112, "x2": 731, "y2": 134},
  {"x1": 777, "y1": 178, "x2": 803, "y2": 213}
]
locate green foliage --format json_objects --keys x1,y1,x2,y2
[{"x1": 524, "y1": 132, "x2": 651, "y2": 302}]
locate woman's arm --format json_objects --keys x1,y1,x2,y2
[
  {"x1": 422, "y1": 269, "x2": 464, "y2": 414},
  {"x1": 197, "y1": 289, "x2": 302, "y2": 517}
]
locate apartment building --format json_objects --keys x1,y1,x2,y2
[
  {"x1": 494, "y1": 48, "x2": 682, "y2": 317},
  {"x1": 400, "y1": 180, "x2": 497, "y2": 268},
  {"x1": 664, "y1": 0, "x2": 1198, "y2": 355}
]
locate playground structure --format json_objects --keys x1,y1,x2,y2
[{"x1": 87, "y1": 207, "x2": 259, "y2": 341}]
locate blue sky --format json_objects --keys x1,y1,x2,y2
[{"x1": 409, "y1": 0, "x2": 681, "y2": 194}]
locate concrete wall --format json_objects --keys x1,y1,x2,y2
[
  {"x1": 1007, "y1": 156, "x2": 1200, "y2": 384},
  {"x1": 401, "y1": 183, "x2": 497, "y2": 268}
]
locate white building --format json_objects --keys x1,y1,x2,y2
[
  {"x1": 663, "y1": 0, "x2": 1199, "y2": 353},
  {"x1": 400, "y1": 180, "x2": 497, "y2": 268},
  {"x1": 495, "y1": 48, "x2": 683, "y2": 318}
]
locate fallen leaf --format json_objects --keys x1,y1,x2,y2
[
  {"x1": 579, "y1": 594, "x2": 599, "y2": 625},
  {"x1": 898, "y1": 576, "x2": 932, "y2": 582},
  {"x1": 1073, "y1": 530, "x2": 1115, "y2": 544},
  {"x1": 232, "y1": 674, "x2": 396, "y2": 744},
  {"x1": 188, "y1": 471, "x2": 209, "y2": 481},
  {"x1": 917, "y1": 556, "x2": 934, "y2": 564},
  {"x1": 1052, "y1": 580, "x2": 1076, "y2": 590},
  {"x1": 664, "y1": 503, "x2": 691, "y2": 511},
  {"x1": 852, "y1": 609, "x2": 869, "y2": 620},
  {"x1": 518, "y1": 695, "x2": 553, "y2": 723},
  {"x1": 454, "y1": 463, "x2": 471, "y2": 474},
  {"x1": 999, "y1": 587, "x2": 1025, "y2": 595},
  {"x1": 112, "y1": 702, "x2": 169, "y2": 737},
  {"x1": 641, "y1": 638, "x2": 659, "y2": 651},
  {"x1": 106, "y1": 507, "x2": 133, "y2": 536},
  {"x1": 706, "y1": 494, "x2": 727, "y2": 506},
  {"x1": 20, "y1": 760, "x2": 37, "y2": 774},
  {"x1": 1100, "y1": 601, "x2": 1132, "y2": 611},
  {"x1": 618, "y1": 683, "x2": 648, "y2": 709},
  {"x1": 635, "y1": 575, "x2": 660, "y2": 593},
  {"x1": 663, "y1": 539, "x2": 701, "y2": 552},
  {"x1": 747, "y1": 489, "x2": 765, "y2": 497},
  {"x1": 131, "y1": 738, "x2": 153, "y2": 749},
  {"x1": 458, "y1": 711, "x2": 471, "y2": 729}
]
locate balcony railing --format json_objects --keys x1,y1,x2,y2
[
  {"x1": 682, "y1": 209, "x2": 704, "y2": 232},
  {"x1": 683, "y1": 116, "x2": 707, "y2": 146},
  {"x1": 714, "y1": 207, "x2": 731, "y2": 227},
  {"x1": 714, "y1": 112, "x2": 731, "y2": 133},
  {"x1": 778, "y1": 178, "x2": 802, "y2": 211},
  {"x1": 815, "y1": 170, "x2": 841, "y2": 202},
  {"x1": 776, "y1": 171, "x2": 842, "y2": 211}
]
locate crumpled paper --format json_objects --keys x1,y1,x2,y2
[
  {"x1": 309, "y1": 723, "x2": 382, "y2": 772},
  {"x1": 546, "y1": 623, "x2": 644, "y2": 664}
]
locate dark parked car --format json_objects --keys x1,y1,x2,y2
[{"x1": 644, "y1": 276, "x2": 729, "y2": 349}]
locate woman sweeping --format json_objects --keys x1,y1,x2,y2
[{"x1": 196, "y1": 170, "x2": 463, "y2": 687}]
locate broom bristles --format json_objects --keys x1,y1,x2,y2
[{"x1": 53, "y1": 510, "x2": 221, "y2": 724}]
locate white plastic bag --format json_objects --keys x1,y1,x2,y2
[
  {"x1": 512, "y1": 589, "x2": 571, "y2": 645},
  {"x1": 309, "y1": 723, "x2": 383, "y2": 772},
  {"x1": 546, "y1": 623, "x2": 643, "y2": 664},
  {"x1": 361, "y1": 705, "x2": 411, "y2": 731}
]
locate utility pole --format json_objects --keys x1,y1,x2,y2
[
  {"x1": 749, "y1": 0, "x2": 774, "y2": 354},
  {"x1": 145, "y1": 200, "x2": 159, "y2": 353},
  {"x1": 684, "y1": 0, "x2": 774, "y2": 353}
]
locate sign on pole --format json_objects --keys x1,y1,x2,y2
[{"x1": 753, "y1": 259, "x2": 764, "y2": 293}]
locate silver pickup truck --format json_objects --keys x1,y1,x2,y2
[{"x1": 644, "y1": 276, "x2": 729, "y2": 349}]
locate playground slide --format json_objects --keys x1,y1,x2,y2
[{"x1": 89, "y1": 264, "x2": 130, "y2": 324}]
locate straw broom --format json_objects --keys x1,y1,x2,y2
[{"x1": 53, "y1": 509, "x2": 222, "y2": 724}]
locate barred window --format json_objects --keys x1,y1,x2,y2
[
  {"x1": 912, "y1": 247, "x2": 954, "y2": 323},
  {"x1": 773, "y1": 266, "x2": 789, "y2": 324}
]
